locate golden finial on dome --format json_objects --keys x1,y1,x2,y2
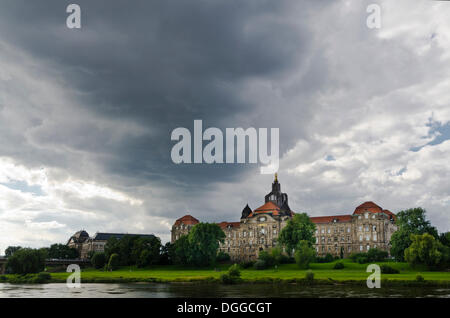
[{"x1": 274, "y1": 173, "x2": 278, "y2": 182}]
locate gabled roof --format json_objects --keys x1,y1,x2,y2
[
  {"x1": 92, "y1": 233, "x2": 155, "y2": 241},
  {"x1": 174, "y1": 215, "x2": 200, "y2": 226},
  {"x1": 217, "y1": 221, "x2": 240, "y2": 229},
  {"x1": 353, "y1": 201, "x2": 383, "y2": 215},
  {"x1": 310, "y1": 215, "x2": 352, "y2": 224}
]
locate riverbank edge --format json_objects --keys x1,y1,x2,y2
[{"x1": 2, "y1": 275, "x2": 450, "y2": 287}]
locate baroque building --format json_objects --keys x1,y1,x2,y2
[
  {"x1": 67, "y1": 231, "x2": 155, "y2": 259},
  {"x1": 171, "y1": 174, "x2": 397, "y2": 262}
]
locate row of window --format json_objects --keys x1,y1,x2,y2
[
  {"x1": 221, "y1": 238, "x2": 276, "y2": 247},
  {"x1": 316, "y1": 244, "x2": 378, "y2": 253},
  {"x1": 226, "y1": 228, "x2": 277, "y2": 238}
]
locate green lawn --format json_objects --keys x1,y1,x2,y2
[{"x1": 42, "y1": 259, "x2": 450, "y2": 283}]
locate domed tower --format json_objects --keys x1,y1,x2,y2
[{"x1": 264, "y1": 173, "x2": 291, "y2": 215}]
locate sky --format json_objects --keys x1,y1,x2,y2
[{"x1": 0, "y1": 0, "x2": 449, "y2": 254}]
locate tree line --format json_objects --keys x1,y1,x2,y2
[{"x1": 3, "y1": 206, "x2": 449, "y2": 274}]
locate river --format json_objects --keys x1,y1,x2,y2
[{"x1": 1, "y1": 283, "x2": 450, "y2": 298}]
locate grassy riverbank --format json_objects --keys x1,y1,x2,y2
[{"x1": 2, "y1": 259, "x2": 449, "y2": 285}]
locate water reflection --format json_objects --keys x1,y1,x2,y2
[{"x1": 0, "y1": 283, "x2": 449, "y2": 298}]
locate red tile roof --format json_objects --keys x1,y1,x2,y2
[
  {"x1": 217, "y1": 221, "x2": 240, "y2": 229},
  {"x1": 383, "y1": 209, "x2": 397, "y2": 220},
  {"x1": 310, "y1": 215, "x2": 352, "y2": 224},
  {"x1": 253, "y1": 201, "x2": 280, "y2": 215},
  {"x1": 174, "y1": 215, "x2": 199, "y2": 226},
  {"x1": 353, "y1": 201, "x2": 383, "y2": 215}
]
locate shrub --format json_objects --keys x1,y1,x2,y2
[
  {"x1": 316, "y1": 253, "x2": 334, "y2": 263},
  {"x1": 216, "y1": 251, "x2": 231, "y2": 263},
  {"x1": 107, "y1": 253, "x2": 120, "y2": 271},
  {"x1": 333, "y1": 261, "x2": 345, "y2": 269},
  {"x1": 416, "y1": 274, "x2": 425, "y2": 282},
  {"x1": 294, "y1": 241, "x2": 315, "y2": 269},
  {"x1": 228, "y1": 264, "x2": 241, "y2": 278},
  {"x1": 380, "y1": 265, "x2": 399, "y2": 274},
  {"x1": 258, "y1": 251, "x2": 275, "y2": 267},
  {"x1": 356, "y1": 256, "x2": 368, "y2": 264},
  {"x1": 33, "y1": 272, "x2": 51, "y2": 283},
  {"x1": 220, "y1": 264, "x2": 241, "y2": 284},
  {"x1": 305, "y1": 270, "x2": 314, "y2": 281},
  {"x1": 253, "y1": 259, "x2": 267, "y2": 270},
  {"x1": 91, "y1": 252, "x2": 107, "y2": 269},
  {"x1": 367, "y1": 248, "x2": 389, "y2": 262},
  {"x1": 239, "y1": 261, "x2": 255, "y2": 269}
]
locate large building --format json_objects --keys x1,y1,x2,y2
[
  {"x1": 67, "y1": 231, "x2": 155, "y2": 259},
  {"x1": 171, "y1": 174, "x2": 397, "y2": 262}
]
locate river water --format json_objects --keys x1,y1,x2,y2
[{"x1": 1, "y1": 283, "x2": 449, "y2": 298}]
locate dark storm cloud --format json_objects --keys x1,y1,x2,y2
[{"x1": 0, "y1": 0, "x2": 326, "y2": 189}]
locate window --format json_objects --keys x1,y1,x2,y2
[
  {"x1": 373, "y1": 234, "x2": 377, "y2": 241},
  {"x1": 372, "y1": 225, "x2": 377, "y2": 232},
  {"x1": 360, "y1": 245, "x2": 363, "y2": 251},
  {"x1": 366, "y1": 244, "x2": 370, "y2": 251},
  {"x1": 327, "y1": 228, "x2": 331, "y2": 234},
  {"x1": 359, "y1": 235, "x2": 363, "y2": 241},
  {"x1": 348, "y1": 246, "x2": 352, "y2": 252},
  {"x1": 365, "y1": 212, "x2": 369, "y2": 219},
  {"x1": 273, "y1": 229, "x2": 277, "y2": 235},
  {"x1": 366, "y1": 235, "x2": 370, "y2": 241},
  {"x1": 365, "y1": 225, "x2": 369, "y2": 232},
  {"x1": 260, "y1": 228, "x2": 265, "y2": 235},
  {"x1": 347, "y1": 227, "x2": 351, "y2": 233},
  {"x1": 358, "y1": 215, "x2": 361, "y2": 219},
  {"x1": 321, "y1": 228, "x2": 325, "y2": 234},
  {"x1": 372, "y1": 214, "x2": 376, "y2": 219},
  {"x1": 358, "y1": 226, "x2": 362, "y2": 232}
]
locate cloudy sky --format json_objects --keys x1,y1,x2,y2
[{"x1": 0, "y1": 0, "x2": 449, "y2": 253}]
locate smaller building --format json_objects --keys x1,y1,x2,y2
[{"x1": 67, "y1": 231, "x2": 155, "y2": 259}]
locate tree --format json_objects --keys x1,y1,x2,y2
[
  {"x1": 5, "y1": 246, "x2": 22, "y2": 257},
  {"x1": 91, "y1": 252, "x2": 107, "y2": 269},
  {"x1": 47, "y1": 244, "x2": 79, "y2": 259},
  {"x1": 439, "y1": 232, "x2": 450, "y2": 247},
  {"x1": 6, "y1": 248, "x2": 47, "y2": 274},
  {"x1": 279, "y1": 213, "x2": 316, "y2": 256},
  {"x1": 132, "y1": 236, "x2": 162, "y2": 267},
  {"x1": 187, "y1": 223, "x2": 225, "y2": 266},
  {"x1": 107, "y1": 253, "x2": 120, "y2": 271},
  {"x1": 294, "y1": 240, "x2": 315, "y2": 269},
  {"x1": 172, "y1": 235, "x2": 191, "y2": 265},
  {"x1": 390, "y1": 207, "x2": 438, "y2": 261},
  {"x1": 159, "y1": 242, "x2": 173, "y2": 265},
  {"x1": 404, "y1": 233, "x2": 442, "y2": 268}
]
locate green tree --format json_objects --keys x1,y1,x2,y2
[
  {"x1": 91, "y1": 252, "x2": 107, "y2": 269},
  {"x1": 159, "y1": 242, "x2": 173, "y2": 265},
  {"x1": 404, "y1": 233, "x2": 442, "y2": 268},
  {"x1": 132, "y1": 236, "x2": 162, "y2": 267},
  {"x1": 172, "y1": 235, "x2": 191, "y2": 265},
  {"x1": 6, "y1": 248, "x2": 47, "y2": 274},
  {"x1": 107, "y1": 253, "x2": 120, "y2": 271},
  {"x1": 390, "y1": 207, "x2": 438, "y2": 261},
  {"x1": 439, "y1": 232, "x2": 450, "y2": 247},
  {"x1": 278, "y1": 213, "x2": 316, "y2": 256},
  {"x1": 187, "y1": 223, "x2": 225, "y2": 266},
  {"x1": 294, "y1": 240, "x2": 315, "y2": 269},
  {"x1": 5, "y1": 246, "x2": 22, "y2": 257},
  {"x1": 47, "y1": 244, "x2": 79, "y2": 259}
]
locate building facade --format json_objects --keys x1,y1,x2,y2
[
  {"x1": 171, "y1": 175, "x2": 397, "y2": 262},
  {"x1": 67, "y1": 231, "x2": 155, "y2": 259}
]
